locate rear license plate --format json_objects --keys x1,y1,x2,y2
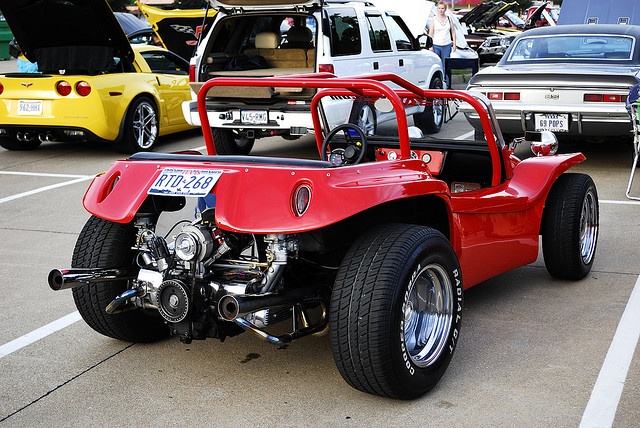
[
  {"x1": 534, "y1": 113, "x2": 568, "y2": 132},
  {"x1": 18, "y1": 100, "x2": 43, "y2": 116},
  {"x1": 240, "y1": 109, "x2": 268, "y2": 125},
  {"x1": 148, "y1": 168, "x2": 222, "y2": 197}
]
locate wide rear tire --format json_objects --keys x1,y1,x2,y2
[
  {"x1": 541, "y1": 173, "x2": 599, "y2": 280},
  {"x1": 71, "y1": 215, "x2": 169, "y2": 342},
  {"x1": 330, "y1": 224, "x2": 463, "y2": 399}
]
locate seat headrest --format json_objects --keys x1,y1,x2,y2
[
  {"x1": 255, "y1": 32, "x2": 280, "y2": 49},
  {"x1": 287, "y1": 26, "x2": 312, "y2": 43}
]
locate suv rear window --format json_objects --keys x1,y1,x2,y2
[{"x1": 329, "y1": 7, "x2": 361, "y2": 56}]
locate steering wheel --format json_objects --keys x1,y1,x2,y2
[{"x1": 321, "y1": 123, "x2": 368, "y2": 166}]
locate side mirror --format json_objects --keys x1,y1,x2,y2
[
  {"x1": 526, "y1": 130, "x2": 558, "y2": 156},
  {"x1": 417, "y1": 34, "x2": 433, "y2": 50}
]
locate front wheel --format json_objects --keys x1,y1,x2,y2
[
  {"x1": 118, "y1": 97, "x2": 159, "y2": 153},
  {"x1": 211, "y1": 128, "x2": 255, "y2": 155},
  {"x1": 541, "y1": 173, "x2": 599, "y2": 280},
  {"x1": 71, "y1": 216, "x2": 169, "y2": 342},
  {"x1": 330, "y1": 224, "x2": 463, "y2": 399},
  {"x1": 413, "y1": 76, "x2": 444, "y2": 134}
]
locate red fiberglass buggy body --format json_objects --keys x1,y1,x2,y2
[{"x1": 49, "y1": 73, "x2": 599, "y2": 399}]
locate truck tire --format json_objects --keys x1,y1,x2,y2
[
  {"x1": 211, "y1": 128, "x2": 255, "y2": 155},
  {"x1": 71, "y1": 215, "x2": 169, "y2": 342},
  {"x1": 349, "y1": 101, "x2": 377, "y2": 136},
  {"x1": 413, "y1": 75, "x2": 444, "y2": 134},
  {"x1": 330, "y1": 224, "x2": 463, "y2": 399},
  {"x1": 542, "y1": 173, "x2": 599, "y2": 280}
]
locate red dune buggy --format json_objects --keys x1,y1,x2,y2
[{"x1": 49, "y1": 73, "x2": 598, "y2": 399}]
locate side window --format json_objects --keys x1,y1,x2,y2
[
  {"x1": 386, "y1": 14, "x2": 416, "y2": 51},
  {"x1": 141, "y1": 51, "x2": 188, "y2": 75},
  {"x1": 366, "y1": 15, "x2": 391, "y2": 52},
  {"x1": 329, "y1": 8, "x2": 361, "y2": 56}
]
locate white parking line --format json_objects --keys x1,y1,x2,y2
[
  {"x1": 580, "y1": 275, "x2": 640, "y2": 427},
  {"x1": 0, "y1": 172, "x2": 93, "y2": 204},
  {"x1": 0, "y1": 312, "x2": 81, "y2": 359}
]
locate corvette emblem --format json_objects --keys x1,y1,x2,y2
[{"x1": 20, "y1": 82, "x2": 33, "y2": 88}]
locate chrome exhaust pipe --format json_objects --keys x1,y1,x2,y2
[
  {"x1": 48, "y1": 267, "x2": 139, "y2": 291},
  {"x1": 16, "y1": 132, "x2": 24, "y2": 141},
  {"x1": 218, "y1": 287, "x2": 321, "y2": 321}
]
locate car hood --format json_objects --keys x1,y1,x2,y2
[
  {"x1": 206, "y1": 0, "x2": 318, "y2": 12},
  {"x1": 0, "y1": 0, "x2": 133, "y2": 68},
  {"x1": 115, "y1": 11, "x2": 153, "y2": 40},
  {"x1": 461, "y1": 1, "x2": 518, "y2": 29},
  {"x1": 524, "y1": 2, "x2": 549, "y2": 28},
  {"x1": 138, "y1": 2, "x2": 217, "y2": 60}
]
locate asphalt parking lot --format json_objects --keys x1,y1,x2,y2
[{"x1": 0, "y1": 57, "x2": 639, "y2": 427}]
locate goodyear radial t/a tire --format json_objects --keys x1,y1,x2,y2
[
  {"x1": 330, "y1": 224, "x2": 463, "y2": 399},
  {"x1": 541, "y1": 173, "x2": 599, "y2": 280},
  {"x1": 71, "y1": 215, "x2": 168, "y2": 342}
]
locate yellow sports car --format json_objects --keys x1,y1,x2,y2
[{"x1": 0, "y1": 0, "x2": 196, "y2": 153}]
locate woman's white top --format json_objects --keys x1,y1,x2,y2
[{"x1": 431, "y1": 16, "x2": 453, "y2": 46}]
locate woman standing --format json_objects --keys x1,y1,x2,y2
[{"x1": 428, "y1": 1, "x2": 456, "y2": 87}]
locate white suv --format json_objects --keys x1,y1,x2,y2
[{"x1": 183, "y1": 0, "x2": 444, "y2": 154}]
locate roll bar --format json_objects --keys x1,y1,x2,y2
[{"x1": 196, "y1": 73, "x2": 503, "y2": 186}]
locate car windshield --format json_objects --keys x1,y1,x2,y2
[{"x1": 506, "y1": 34, "x2": 634, "y2": 61}]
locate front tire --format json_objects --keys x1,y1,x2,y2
[
  {"x1": 330, "y1": 224, "x2": 463, "y2": 399},
  {"x1": 413, "y1": 76, "x2": 444, "y2": 134},
  {"x1": 541, "y1": 173, "x2": 599, "y2": 280},
  {"x1": 118, "y1": 96, "x2": 159, "y2": 154},
  {"x1": 71, "y1": 216, "x2": 169, "y2": 342},
  {"x1": 211, "y1": 128, "x2": 255, "y2": 155}
]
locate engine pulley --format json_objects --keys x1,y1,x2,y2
[{"x1": 156, "y1": 279, "x2": 190, "y2": 323}]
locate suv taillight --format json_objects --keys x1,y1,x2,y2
[{"x1": 318, "y1": 64, "x2": 334, "y2": 74}]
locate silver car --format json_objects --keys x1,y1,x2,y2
[{"x1": 462, "y1": 24, "x2": 640, "y2": 141}]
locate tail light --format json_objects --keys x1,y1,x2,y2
[
  {"x1": 484, "y1": 91, "x2": 520, "y2": 101},
  {"x1": 75, "y1": 81, "x2": 91, "y2": 97},
  {"x1": 189, "y1": 64, "x2": 196, "y2": 82},
  {"x1": 0, "y1": 82, "x2": 3, "y2": 95},
  {"x1": 583, "y1": 93, "x2": 624, "y2": 103},
  {"x1": 56, "y1": 81, "x2": 72, "y2": 96},
  {"x1": 292, "y1": 184, "x2": 312, "y2": 216},
  {"x1": 318, "y1": 64, "x2": 334, "y2": 74}
]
